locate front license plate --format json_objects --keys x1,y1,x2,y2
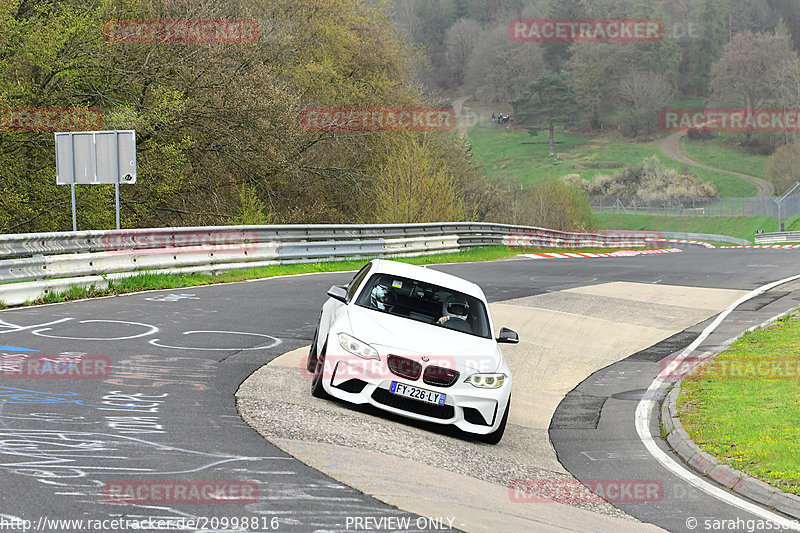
[{"x1": 389, "y1": 381, "x2": 445, "y2": 406}]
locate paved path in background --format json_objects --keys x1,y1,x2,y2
[{"x1": 659, "y1": 130, "x2": 774, "y2": 197}]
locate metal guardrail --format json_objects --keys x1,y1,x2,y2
[
  {"x1": 0, "y1": 223, "x2": 753, "y2": 306},
  {"x1": 0, "y1": 223, "x2": 669, "y2": 284},
  {"x1": 754, "y1": 231, "x2": 800, "y2": 244}
]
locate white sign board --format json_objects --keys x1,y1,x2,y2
[{"x1": 55, "y1": 130, "x2": 136, "y2": 185}]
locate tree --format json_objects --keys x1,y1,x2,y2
[
  {"x1": 766, "y1": 142, "x2": 800, "y2": 195},
  {"x1": 709, "y1": 31, "x2": 798, "y2": 146},
  {"x1": 1, "y1": 0, "x2": 482, "y2": 232},
  {"x1": 565, "y1": 42, "x2": 638, "y2": 128},
  {"x1": 618, "y1": 69, "x2": 674, "y2": 137},
  {"x1": 543, "y1": 0, "x2": 586, "y2": 70},
  {"x1": 444, "y1": 18, "x2": 481, "y2": 86},
  {"x1": 686, "y1": 0, "x2": 728, "y2": 95},
  {"x1": 464, "y1": 23, "x2": 546, "y2": 104},
  {"x1": 773, "y1": 56, "x2": 800, "y2": 145},
  {"x1": 515, "y1": 179, "x2": 593, "y2": 230},
  {"x1": 510, "y1": 72, "x2": 580, "y2": 155},
  {"x1": 368, "y1": 133, "x2": 468, "y2": 224}
]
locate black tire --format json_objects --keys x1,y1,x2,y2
[
  {"x1": 311, "y1": 341, "x2": 330, "y2": 399},
  {"x1": 306, "y1": 329, "x2": 319, "y2": 373},
  {"x1": 478, "y1": 395, "x2": 510, "y2": 445}
]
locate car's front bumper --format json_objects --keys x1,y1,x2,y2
[{"x1": 321, "y1": 355, "x2": 512, "y2": 435}]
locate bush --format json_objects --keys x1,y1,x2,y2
[
  {"x1": 766, "y1": 142, "x2": 800, "y2": 195},
  {"x1": 576, "y1": 156, "x2": 718, "y2": 198},
  {"x1": 505, "y1": 179, "x2": 593, "y2": 230}
]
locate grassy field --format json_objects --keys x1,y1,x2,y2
[
  {"x1": 680, "y1": 135, "x2": 769, "y2": 180},
  {"x1": 678, "y1": 314, "x2": 800, "y2": 495},
  {"x1": 0, "y1": 245, "x2": 654, "y2": 309},
  {"x1": 467, "y1": 125, "x2": 757, "y2": 197},
  {"x1": 593, "y1": 214, "x2": 800, "y2": 241}
]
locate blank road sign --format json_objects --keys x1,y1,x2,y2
[{"x1": 56, "y1": 130, "x2": 136, "y2": 185}]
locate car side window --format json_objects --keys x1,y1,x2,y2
[{"x1": 347, "y1": 263, "x2": 372, "y2": 301}]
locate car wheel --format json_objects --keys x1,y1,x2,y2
[
  {"x1": 478, "y1": 394, "x2": 510, "y2": 445},
  {"x1": 306, "y1": 329, "x2": 319, "y2": 373},
  {"x1": 311, "y1": 340, "x2": 330, "y2": 399}
]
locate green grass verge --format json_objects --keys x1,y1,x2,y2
[
  {"x1": 594, "y1": 213, "x2": 800, "y2": 241},
  {"x1": 678, "y1": 313, "x2": 800, "y2": 495},
  {"x1": 594, "y1": 214, "x2": 769, "y2": 241},
  {"x1": 466, "y1": 126, "x2": 757, "y2": 196},
  {"x1": 680, "y1": 136, "x2": 768, "y2": 180},
  {"x1": 0, "y1": 245, "x2": 656, "y2": 309}
]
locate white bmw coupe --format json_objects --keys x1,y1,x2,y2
[{"x1": 306, "y1": 259, "x2": 518, "y2": 444}]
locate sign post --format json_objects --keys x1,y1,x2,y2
[{"x1": 55, "y1": 130, "x2": 136, "y2": 231}]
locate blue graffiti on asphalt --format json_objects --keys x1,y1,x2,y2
[
  {"x1": 0, "y1": 387, "x2": 137, "y2": 408},
  {"x1": 0, "y1": 347, "x2": 38, "y2": 352}
]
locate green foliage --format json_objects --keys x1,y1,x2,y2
[
  {"x1": 2, "y1": 0, "x2": 490, "y2": 233},
  {"x1": 710, "y1": 31, "x2": 799, "y2": 147},
  {"x1": 511, "y1": 72, "x2": 580, "y2": 154},
  {"x1": 368, "y1": 133, "x2": 469, "y2": 223},
  {"x1": 505, "y1": 178, "x2": 593, "y2": 230},
  {"x1": 239, "y1": 185, "x2": 271, "y2": 225},
  {"x1": 766, "y1": 142, "x2": 800, "y2": 194}
]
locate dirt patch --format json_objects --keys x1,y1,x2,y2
[
  {"x1": 496, "y1": 157, "x2": 517, "y2": 163},
  {"x1": 575, "y1": 144, "x2": 602, "y2": 149}
]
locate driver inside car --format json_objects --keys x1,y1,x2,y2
[
  {"x1": 437, "y1": 296, "x2": 470, "y2": 326},
  {"x1": 370, "y1": 284, "x2": 396, "y2": 311}
]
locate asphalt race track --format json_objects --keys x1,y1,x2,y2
[{"x1": 1, "y1": 245, "x2": 799, "y2": 532}]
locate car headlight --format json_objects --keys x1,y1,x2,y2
[
  {"x1": 338, "y1": 333, "x2": 380, "y2": 360},
  {"x1": 464, "y1": 373, "x2": 506, "y2": 388}
]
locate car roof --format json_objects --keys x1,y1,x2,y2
[{"x1": 367, "y1": 259, "x2": 487, "y2": 301}]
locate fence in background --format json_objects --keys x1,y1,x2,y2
[{"x1": 591, "y1": 195, "x2": 800, "y2": 219}]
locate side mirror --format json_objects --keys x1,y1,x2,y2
[
  {"x1": 497, "y1": 327, "x2": 519, "y2": 344},
  {"x1": 327, "y1": 285, "x2": 348, "y2": 304}
]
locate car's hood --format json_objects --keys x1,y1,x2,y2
[{"x1": 345, "y1": 306, "x2": 501, "y2": 373}]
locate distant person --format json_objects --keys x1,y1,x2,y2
[{"x1": 492, "y1": 113, "x2": 496, "y2": 124}]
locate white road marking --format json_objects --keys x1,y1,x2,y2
[
  {"x1": 31, "y1": 320, "x2": 159, "y2": 340},
  {"x1": 636, "y1": 273, "x2": 800, "y2": 530},
  {"x1": 148, "y1": 330, "x2": 282, "y2": 351}
]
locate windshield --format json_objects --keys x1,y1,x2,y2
[{"x1": 355, "y1": 273, "x2": 491, "y2": 339}]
